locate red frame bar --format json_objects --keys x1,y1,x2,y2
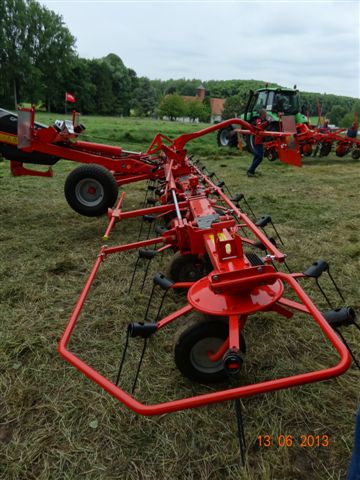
[{"x1": 59, "y1": 264, "x2": 351, "y2": 416}]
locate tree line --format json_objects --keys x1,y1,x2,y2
[{"x1": 0, "y1": 0, "x2": 358, "y2": 126}]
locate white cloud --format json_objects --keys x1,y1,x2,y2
[{"x1": 41, "y1": 0, "x2": 360, "y2": 97}]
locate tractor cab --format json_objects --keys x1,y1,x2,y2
[
  {"x1": 217, "y1": 87, "x2": 307, "y2": 148},
  {"x1": 244, "y1": 87, "x2": 306, "y2": 124}
]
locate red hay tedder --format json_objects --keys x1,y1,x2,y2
[
  {"x1": 246, "y1": 118, "x2": 360, "y2": 163},
  {"x1": 0, "y1": 106, "x2": 302, "y2": 217},
  {"x1": 1, "y1": 107, "x2": 359, "y2": 461}
]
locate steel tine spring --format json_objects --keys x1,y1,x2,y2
[
  {"x1": 131, "y1": 339, "x2": 148, "y2": 394},
  {"x1": 144, "y1": 283, "x2": 156, "y2": 322},
  {"x1": 283, "y1": 260, "x2": 292, "y2": 273},
  {"x1": 129, "y1": 256, "x2": 141, "y2": 293},
  {"x1": 137, "y1": 218, "x2": 145, "y2": 241},
  {"x1": 231, "y1": 206, "x2": 249, "y2": 238},
  {"x1": 240, "y1": 227, "x2": 249, "y2": 239},
  {"x1": 224, "y1": 184, "x2": 232, "y2": 197},
  {"x1": 335, "y1": 329, "x2": 360, "y2": 370},
  {"x1": 270, "y1": 221, "x2": 284, "y2": 245},
  {"x1": 271, "y1": 260, "x2": 279, "y2": 272},
  {"x1": 146, "y1": 221, "x2": 152, "y2": 240},
  {"x1": 115, "y1": 327, "x2": 130, "y2": 386},
  {"x1": 142, "y1": 180, "x2": 155, "y2": 208},
  {"x1": 212, "y1": 171, "x2": 220, "y2": 182},
  {"x1": 141, "y1": 259, "x2": 153, "y2": 292},
  {"x1": 155, "y1": 289, "x2": 171, "y2": 322},
  {"x1": 234, "y1": 399, "x2": 246, "y2": 467},
  {"x1": 142, "y1": 181, "x2": 150, "y2": 208},
  {"x1": 315, "y1": 279, "x2": 333, "y2": 309},
  {"x1": 243, "y1": 197, "x2": 256, "y2": 220},
  {"x1": 327, "y1": 270, "x2": 346, "y2": 303}
]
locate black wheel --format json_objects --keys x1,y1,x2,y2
[
  {"x1": 166, "y1": 252, "x2": 212, "y2": 284},
  {"x1": 217, "y1": 126, "x2": 237, "y2": 148},
  {"x1": 351, "y1": 149, "x2": 360, "y2": 160},
  {"x1": 174, "y1": 313, "x2": 246, "y2": 383},
  {"x1": 266, "y1": 148, "x2": 278, "y2": 162},
  {"x1": 245, "y1": 133, "x2": 256, "y2": 154},
  {"x1": 245, "y1": 119, "x2": 257, "y2": 153},
  {"x1": 319, "y1": 142, "x2": 332, "y2": 157},
  {"x1": 64, "y1": 164, "x2": 119, "y2": 216}
]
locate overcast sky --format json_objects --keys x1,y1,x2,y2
[{"x1": 40, "y1": 0, "x2": 359, "y2": 98}]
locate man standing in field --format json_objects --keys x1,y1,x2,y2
[{"x1": 246, "y1": 108, "x2": 268, "y2": 177}]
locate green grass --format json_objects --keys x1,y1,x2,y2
[{"x1": 0, "y1": 116, "x2": 359, "y2": 479}]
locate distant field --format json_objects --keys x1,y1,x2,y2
[{"x1": 1, "y1": 115, "x2": 359, "y2": 480}]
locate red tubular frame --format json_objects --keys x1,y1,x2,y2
[
  {"x1": 59, "y1": 255, "x2": 350, "y2": 416},
  {"x1": 57, "y1": 115, "x2": 351, "y2": 417}
]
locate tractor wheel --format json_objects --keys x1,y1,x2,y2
[
  {"x1": 245, "y1": 134, "x2": 256, "y2": 154},
  {"x1": 244, "y1": 117, "x2": 259, "y2": 153},
  {"x1": 246, "y1": 121, "x2": 279, "y2": 154},
  {"x1": 217, "y1": 126, "x2": 237, "y2": 148},
  {"x1": 351, "y1": 149, "x2": 360, "y2": 160},
  {"x1": 174, "y1": 312, "x2": 246, "y2": 383},
  {"x1": 64, "y1": 164, "x2": 118, "y2": 217},
  {"x1": 166, "y1": 252, "x2": 212, "y2": 284}
]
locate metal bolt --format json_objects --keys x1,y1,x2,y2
[{"x1": 213, "y1": 275, "x2": 219, "y2": 282}]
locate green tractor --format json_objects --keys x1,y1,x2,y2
[{"x1": 217, "y1": 87, "x2": 308, "y2": 156}]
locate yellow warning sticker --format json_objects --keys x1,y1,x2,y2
[
  {"x1": 208, "y1": 232, "x2": 227, "y2": 243},
  {"x1": 0, "y1": 133, "x2": 17, "y2": 145}
]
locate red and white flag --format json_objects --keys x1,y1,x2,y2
[{"x1": 65, "y1": 92, "x2": 76, "y2": 103}]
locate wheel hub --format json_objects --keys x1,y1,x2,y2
[
  {"x1": 75, "y1": 178, "x2": 104, "y2": 206},
  {"x1": 190, "y1": 337, "x2": 225, "y2": 373}
]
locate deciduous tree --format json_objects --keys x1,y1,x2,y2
[{"x1": 158, "y1": 94, "x2": 186, "y2": 121}]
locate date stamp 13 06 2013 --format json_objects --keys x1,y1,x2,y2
[{"x1": 257, "y1": 434, "x2": 332, "y2": 448}]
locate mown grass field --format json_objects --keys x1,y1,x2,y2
[{"x1": 1, "y1": 115, "x2": 359, "y2": 480}]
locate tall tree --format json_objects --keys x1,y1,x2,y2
[
  {"x1": 186, "y1": 99, "x2": 210, "y2": 123},
  {"x1": 90, "y1": 60, "x2": 116, "y2": 115},
  {"x1": 0, "y1": 0, "x2": 31, "y2": 107},
  {"x1": 103, "y1": 53, "x2": 137, "y2": 115},
  {"x1": 0, "y1": 0, "x2": 76, "y2": 110},
  {"x1": 131, "y1": 77, "x2": 157, "y2": 116},
  {"x1": 64, "y1": 57, "x2": 97, "y2": 115},
  {"x1": 32, "y1": 2, "x2": 76, "y2": 111},
  {"x1": 222, "y1": 93, "x2": 247, "y2": 119},
  {"x1": 329, "y1": 105, "x2": 347, "y2": 126}
]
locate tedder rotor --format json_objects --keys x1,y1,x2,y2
[{"x1": 56, "y1": 119, "x2": 359, "y2": 463}]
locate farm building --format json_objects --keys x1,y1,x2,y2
[{"x1": 182, "y1": 85, "x2": 225, "y2": 123}]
